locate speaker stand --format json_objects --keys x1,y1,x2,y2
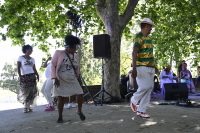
[
  {"x1": 92, "y1": 58, "x2": 120, "y2": 106},
  {"x1": 80, "y1": 73, "x2": 97, "y2": 106}
]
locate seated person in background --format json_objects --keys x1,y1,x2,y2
[
  {"x1": 126, "y1": 63, "x2": 133, "y2": 90},
  {"x1": 126, "y1": 63, "x2": 138, "y2": 90},
  {"x1": 152, "y1": 74, "x2": 159, "y2": 94},
  {"x1": 180, "y1": 63, "x2": 195, "y2": 92},
  {"x1": 154, "y1": 74, "x2": 158, "y2": 83},
  {"x1": 177, "y1": 60, "x2": 186, "y2": 81},
  {"x1": 172, "y1": 72, "x2": 178, "y2": 83},
  {"x1": 125, "y1": 63, "x2": 133, "y2": 81},
  {"x1": 159, "y1": 65, "x2": 173, "y2": 95}
]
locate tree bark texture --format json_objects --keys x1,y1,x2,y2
[{"x1": 96, "y1": 0, "x2": 138, "y2": 101}]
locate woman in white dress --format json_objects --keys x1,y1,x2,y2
[{"x1": 159, "y1": 65, "x2": 173, "y2": 95}]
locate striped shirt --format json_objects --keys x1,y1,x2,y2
[{"x1": 133, "y1": 32, "x2": 154, "y2": 67}]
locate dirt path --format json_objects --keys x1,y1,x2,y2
[{"x1": 1, "y1": 94, "x2": 200, "y2": 133}]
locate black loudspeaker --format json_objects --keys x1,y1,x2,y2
[
  {"x1": 163, "y1": 83, "x2": 188, "y2": 100},
  {"x1": 93, "y1": 34, "x2": 111, "y2": 58}
]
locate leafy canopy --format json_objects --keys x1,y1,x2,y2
[
  {"x1": 0, "y1": 62, "x2": 19, "y2": 93},
  {"x1": 136, "y1": 0, "x2": 200, "y2": 68}
]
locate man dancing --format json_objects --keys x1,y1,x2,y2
[{"x1": 130, "y1": 18, "x2": 158, "y2": 118}]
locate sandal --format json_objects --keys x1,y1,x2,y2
[
  {"x1": 24, "y1": 108, "x2": 28, "y2": 113},
  {"x1": 77, "y1": 112, "x2": 86, "y2": 121},
  {"x1": 57, "y1": 117, "x2": 63, "y2": 123}
]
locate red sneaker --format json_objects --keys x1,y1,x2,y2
[
  {"x1": 130, "y1": 98, "x2": 136, "y2": 112},
  {"x1": 138, "y1": 112, "x2": 150, "y2": 118}
]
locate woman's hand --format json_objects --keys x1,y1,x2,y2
[
  {"x1": 36, "y1": 75, "x2": 39, "y2": 82},
  {"x1": 47, "y1": 57, "x2": 52, "y2": 61},
  {"x1": 54, "y1": 78, "x2": 60, "y2": 87}
]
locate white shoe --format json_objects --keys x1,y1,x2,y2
[
  {"x1": 64, "y1": 104, "x2": 70, "y2": 109},
  {"x1": 68, "y1": 102, "x2": 77, "y2": 108},
  {"x1": 137, "y1": 112, "x2": 141, "y2": 116},
  {"x1": 137, "y1": 112, "x2": 150, "y2": 118}
]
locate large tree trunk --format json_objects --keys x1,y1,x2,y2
[
  {"x1": 103, "y1": 21, "x2": 123, "y2": 100},
  {"x1": 96, "y1": 0, "x2": 138, "y2": 101}
]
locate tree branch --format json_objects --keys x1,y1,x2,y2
[
  {"x1": 96, "y1": 0, "x2": 106, "y2": 17},
  {"x1": 120, "y1": 0, "x2": 139, "y2": 28},
  {"x1": 97, "y1": 0, "x2": 106, "y2": 7},
  {"x1": 106, "y1": 0, "x2": 119, "y2": 11},
  {"x1": 81, "y1": 4, "x2": 105, "y2": 7}
]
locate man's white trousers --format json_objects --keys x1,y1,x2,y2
[{"x1": 131, "y1": 66, "x2": 155, "y2": 113}]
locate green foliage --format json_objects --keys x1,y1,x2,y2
[
  {"x1": 120, "y1": 37, "x2": 132, "y2": 76},
  {"x1": 0, "y1": 0, "x2": 138, "y2": 89},
  {"x1": 136, "y1": 0, "x2": 200, "y2": 68},
  {"x1": 0, "y1": 0, "x2": 106, "y2": 75},
  {"x1": 3, "y1": 0, "x2": 200, "y2": 83},
  {"x1": 0, "y1": 0, "x2": 101, "y2": 51},
  {"x1": 0, "y1": 62, "x2": 19, "y2": 93},
  {"x1": 78, "y1": 41, "x2": 102, "y2": 85}
]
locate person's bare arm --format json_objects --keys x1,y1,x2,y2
[
  {"x1": 17, "y1": 61, "x2": 22, "y2": 83},
  {"x1": 126, "y1": 70, "x2": 132, "y2": 78},
  {"x1": 131, "y1": 46, "x2": 139, "y2": 79},
  {"x1": 43, "y1": 57, "x2": 52, "y2": 68},
  {"x1": 180, "y1": 71, "x2": 187, "y2": 79},
  {"x1": 51, "y1": 51, "x2": 60, "y2": 87},
  {"x1": 33, "y1": 64, "x2": 39, "y2": 82}
]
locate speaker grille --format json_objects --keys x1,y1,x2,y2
[
  {"x1": 163, "y1": 83, "x2": 188, "y2": 100},
  {"x1": 93, "y1": 34, "x2": 111, "y2": 59}
]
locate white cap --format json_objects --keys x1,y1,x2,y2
[{"x1": 138, "y1": 18, "x2": 155, "y2": 28}]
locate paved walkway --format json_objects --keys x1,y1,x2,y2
[{"x1": 0, "y1": 94, "x2": 200, "y2": 133}]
